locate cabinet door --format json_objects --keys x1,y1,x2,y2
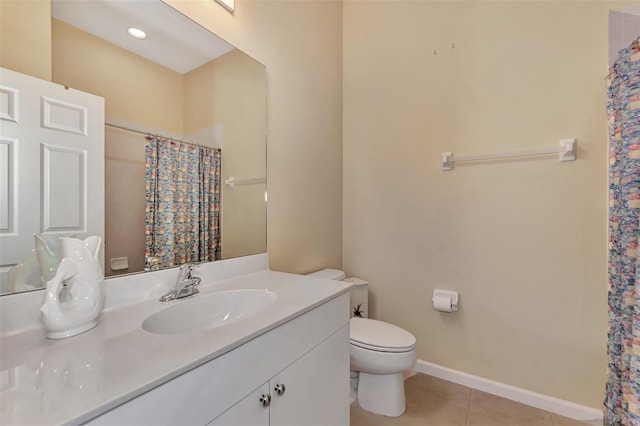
[
  {"x1": 207, "y1": 382, "x2": 270, "y2": 426},
  {"x1": 270, "y1": 325, "x2": 350, "y2": 426}
]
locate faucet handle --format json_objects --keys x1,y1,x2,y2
[
  {"x1": 177, "y1": 263, "x2": 202, "y2": 281},
  {"x1": 190, "y1": 263, "x2": 202, "y2": 271},
  {"x1": 191, "y1": 276, "x2": 202, "y2": 288},
  {"x1": 177, "y1": 264, "x2": 193, "y2": 281}
]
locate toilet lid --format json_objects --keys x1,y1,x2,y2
[{"x1": 350, "y1": 318, "x2": 416, "y2": 353}]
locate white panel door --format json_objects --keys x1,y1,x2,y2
[{"x1": 0, "y1": 67, "x2": 104, "y2": 293}]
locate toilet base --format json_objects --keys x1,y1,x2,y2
[
  {"x1": 357, "y1": 371, "x2": 406, "y2": 417},
  {"x1": 350, "y1": 371, "x2": 358, "y2": 404}
]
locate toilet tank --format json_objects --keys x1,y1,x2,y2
[
  {"x1": 307, "y1": 269, "x2": 369, "y2": 318},
  {"x1": 307, "y1": 268, "x2": 345, "y2": 281}
]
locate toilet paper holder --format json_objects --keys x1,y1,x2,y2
[{"x1": 432, "y1": 289, "x2": 459, "y2": 312}]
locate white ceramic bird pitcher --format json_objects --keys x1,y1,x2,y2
[{"x1": 40, "y1": 236, "x2": 105, "y2": 339}]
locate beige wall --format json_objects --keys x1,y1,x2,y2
[
  {"x1": 52, "y1": 19, "x2": 184, "y2": 133},
  {"x1": 167, "y1": 0, "x2": 344, "y2": 273},
  {"x1": 104, "y1": 127, "x2": 146, "y2": 275},
  {"x1": 343, "y1": 0, "x2": 637, "y2": 408},
  {"x1": 0, "y1": 0, "x2": 51, "y2": 81},
  {"x1": 52, "y1": 18, "x2": 185, "y2": 275},
  {"x1": 185, "y1": 50, "x2": 267, "y2": 259},
  {"x1": 183, "y1": 58, "x2": 218, "y2": 136}
]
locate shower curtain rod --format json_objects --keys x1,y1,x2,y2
[{"x1": 105, "y1": 122, "x2": 218, "y2": 150}]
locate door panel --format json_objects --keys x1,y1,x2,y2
[
  {"x1": 0, "y1": 67, "x2": 104, "y2": 293},
  {"x1": 42, "y1": 144, "x2": 85, "y2": 231}
]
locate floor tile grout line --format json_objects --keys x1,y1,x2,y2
[
  {"x1": 465, "y1": 388, "x2": 473, "y2": 426},
  {"x1": 462, "y1": 388, "x2": 558, "y2": 426}
]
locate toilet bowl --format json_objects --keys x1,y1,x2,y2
[
  {"x1": 307, "y1": 269, "x2": 417, "y2": 417},
  {"x1": 350, "y1": 317, "x2": 416, "y2": 417}
]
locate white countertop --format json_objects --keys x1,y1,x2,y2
[{"x1": 0, "y1": 266, "x2": 351, "y2": 425}]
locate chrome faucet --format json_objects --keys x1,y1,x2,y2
[{"x1": 159, "y1": 264, "x2": 201, "y2": 302}]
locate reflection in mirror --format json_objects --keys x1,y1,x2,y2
[{"x1": 0, "y1": 0, "x2": 267, "y2": 295}]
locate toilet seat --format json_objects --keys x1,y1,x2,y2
[
  {"x1": 350, "y1": 318, "x2": 416, "y2": 353},
  {"x1": 350, "y1": 340, "x2": 414, "y2": 353}
]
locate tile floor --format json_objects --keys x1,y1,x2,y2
[{"x1": 350, "y1": 373, "x2": 602, "y2": 426}]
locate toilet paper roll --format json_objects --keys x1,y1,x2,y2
[{"x1": 433, "y1": 295, "x2": 453, "y2": 313}]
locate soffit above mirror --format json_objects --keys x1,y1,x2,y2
[{"x1": 51, "y1": 0, "x2": 234, "y2": 74}]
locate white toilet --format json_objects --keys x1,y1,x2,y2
[{"x1": 308, "y1": 269, "x2": 417, "y2": 417}]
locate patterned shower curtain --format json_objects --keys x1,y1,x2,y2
[
  {"x1": 605, "y1": 37, "x2": 640, "y2": 426},
  {"x1": 145, "y1": 136, "x2": 222, "y2": 268}
]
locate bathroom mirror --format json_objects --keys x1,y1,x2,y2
[{"x1": 0, "y1": 0, "x2": 267, "y2": 295}]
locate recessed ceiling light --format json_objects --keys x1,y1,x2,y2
[{"x1": 127, "y1": 28, "x2": 147, "y2": 39}]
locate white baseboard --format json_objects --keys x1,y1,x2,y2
[{"x1": 412, "y1": 359, "x2": 603, "y2": 422}]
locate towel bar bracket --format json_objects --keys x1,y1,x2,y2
[{"x1": 558, "y1": 139, "x2": 577, "y2": 162}]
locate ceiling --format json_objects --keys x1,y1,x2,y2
[{"x1": 51, "y1": 0, "x2": 234, "y2": 75}]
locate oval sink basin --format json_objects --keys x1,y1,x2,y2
[{"x1": 142, "y1": 289, "x2": 277, "y2": 335}]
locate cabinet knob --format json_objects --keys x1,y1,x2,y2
[
  {"x1": 259, "y1": 394, "x2": 271, "y2": 407},
  {"x1": 274, "y1": 383, "x2": 286, "y2": 396}
]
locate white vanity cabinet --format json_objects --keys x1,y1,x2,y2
[
  {"x1": 209, "y1": 325, "x2": 349, "y2": 426},
  {"x1": 87, "y1": 293, "x2": 350, "y2": 426}
]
